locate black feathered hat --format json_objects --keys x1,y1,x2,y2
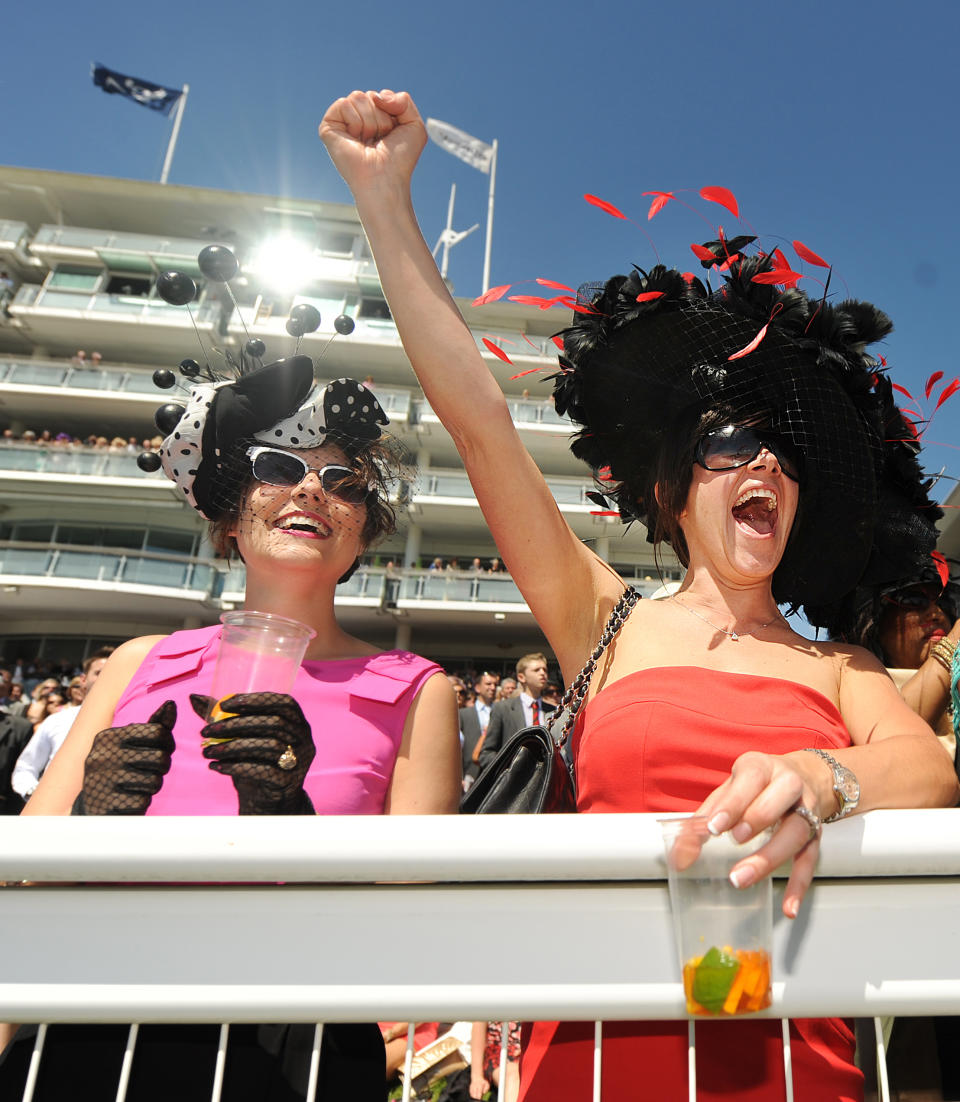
[{"x1": 552, "y1": 249, "x2": 941, "y2": 624}]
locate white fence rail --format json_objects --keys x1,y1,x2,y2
[{"x1": 1, "y1": 811, "x2": 958, "y2": 1025}]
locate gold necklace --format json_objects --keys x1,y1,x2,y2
[{"x1": 671, "y1": 596, "x2": 782, "y2": 641}]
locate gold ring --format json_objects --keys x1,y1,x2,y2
[
  {"x1": 791, "y1": 802, "x2": 822, "y2": 844},
  {"x1": 278, "y1": 746, "x2": 297, "y2": 771}
]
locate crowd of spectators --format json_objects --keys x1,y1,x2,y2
[
  {"x1": 0, "y1": 648, "x2": 114, "y2": 816},
  {"x1": 1, "y1": 428, "x2": 162, "y2": 452},
  {"x1": 424, "y1": 556, "x2": 507, "y2": 575}
]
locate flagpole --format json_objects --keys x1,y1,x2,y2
[
  {"x1": 481, "y1": 139, "x2": 497, "y2": 295},
  {"x1": 160, "y1": 83, "x2": 189, "y2": 185}
]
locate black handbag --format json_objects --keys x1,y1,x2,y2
[
  {"x1": 459, "y1": 587, "x2": 640, "y2": 815},
  {"x1": 459, "y1": 724, "x2": 574, "y2": 813}
]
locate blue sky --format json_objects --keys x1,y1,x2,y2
[{"x1": 3, "y1": 0, "x2": 959, "y2": 491}]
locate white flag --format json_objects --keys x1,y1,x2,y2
[{"x1": 425, "y1": 118, "x2": 494, "y2": 174}]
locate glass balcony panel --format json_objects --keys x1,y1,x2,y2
[
  {"x1": 426, "y1": 472, "x2": 472, "y2": 498},
  {"x1": 46, "y1": 269, "x2": 101, "y2": 291},
  {"x1": 413, "y1": 575, "x2": 445, "y2": 600},
  {"x1": 0, "y1": 220, "x2": 29, "y2": 247},
  {"x1": 63, "y1": 366, "x2": 128, "y2": 391},
  {"x1": 440, "y1": 578, "x2": 475, "y2": 601},
  {"x1": 337, "y1": 570, "x2": 385, "y2": 599},
  {"x1": 11, "y1": 285, "x2": 41, "y2": 306},
  {"x1": 538, "y1": 403, "x2": 568, "y2": 425},
  {"x1": 92, "y1": 296, "x2": 156, "y2": 315},
  {"x1": 6, "y1": 363, "x2": 69, "y2": 386},
  {"x1": 102, "y1": 454, "x2": 146, "y2": 477},
  {"x1": 0, "y1": 548, "x2": 53, "y2": 574},
  {"x1": 0, "y1": 447, "x2": 164, "y2": 480},
  {"x1": 120, "y1": 557, "x2": 191, "y2": 588},
  {"x1": 474, "y1": 578, "x2": 526, "y2": 603},
  {"x1": 54, "y1": 552, "x2": 123, "y2": 581},
  {"x1": 547, "y1": 481, "x2": 587, "y2": 505},
  {"x1": 221, "y1": 565, "x2": 247, "y2": 593},
  {"x1": 33, "y1": 224, "x2": 210, "y2": 261},
  {"x1": 366, "y1": 388, "x2": 409, "y2": 417},
  {"x1": 121, "y1": 371, "x2": 164, "y2": 393},
  {"x1": 33, "y1": 289, "x2": 95, "y2": 309}
]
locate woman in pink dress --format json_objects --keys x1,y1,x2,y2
[
  {"x1": 4, "y1": 262, "x2": 460, "y2": 1101},
  {"x1": 320, "y1": 89, "x2": 959, "y2": 1101}
]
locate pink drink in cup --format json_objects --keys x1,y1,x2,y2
[{"x1": 207, "y1": 611, "x2": 316, "y2": 724}]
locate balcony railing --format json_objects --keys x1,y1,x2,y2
[
  {"x1": 0, "y1": 812, "x2": 957, "y2": 1102},
  {"x1": 416, "y1": 468, "x2": 592, "y2": 507},
  {"x1": 29, "y1": 224, "x2": 213, "y2": 264},
  {"x1": 415, "y1": 395, "x2": 570, "y2": 431},
  {"x1": 0, "y1": 357, "x2": 414, "y2": 416},
  {"x1": 0, "y1": 356, "x2": 169, "y2": 395},
  {"x1": 0, "y1": 541, "x2": 220, "y2": 597},
  {"x1": 10, "y1": 284, "x2": 221, "y2": 323},
  {"x1": 0, "y1": 220, "x2": 30, "y2": 250},
  {"x1": 0, "y1": 446, "x2": 167, "y2": 481}
]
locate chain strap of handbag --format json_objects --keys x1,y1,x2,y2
[{"x1": 554, "y1": 586, "x2": 641, "y2": 750}]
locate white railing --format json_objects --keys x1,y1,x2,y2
[{"x1": 1, "y1": 812, "x2": 957, "y2": 1100}]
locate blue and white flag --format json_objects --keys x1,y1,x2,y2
[{"x1": 92, "y1": 64, "x2": 182, "y2": 116}]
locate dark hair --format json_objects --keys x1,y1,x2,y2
[
  {"x1": 846, "y1": 581, "x2": 959, "y2": 663},
  {"x1": 643, "y1": 406, "x2": 746, "y2": 567}
]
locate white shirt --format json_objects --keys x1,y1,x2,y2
[
  {"x1": 519, "y1": 692, "x2": 545, "y2": 728},
  {"x1": 474, "y1": 699, "x2": 492, "y2": 731},
  {"x1": 11, "y1": 706, "x2": 80, "y2": 797}
]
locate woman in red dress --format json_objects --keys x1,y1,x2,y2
[{"x1": 320, "y1": 89, "x2": 959, "y2": 1101}]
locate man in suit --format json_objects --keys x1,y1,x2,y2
[
  {"x1": 459, "y1": 671, "x2": 499, "y2": 789},
  {"x1": 477, "y1": 653, "x2": 555, "y2": 772},
  {"x1": 0, "y1": 711, "x2": 33, "y2": 815}
]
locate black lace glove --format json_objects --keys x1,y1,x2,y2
[
  {"x1": 190, "y1": 692, "x2": 316, "y2": 815},
  {"x1": 72, "y1": 700, "x2": 177, "y2": 815}
]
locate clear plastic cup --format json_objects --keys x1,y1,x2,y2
[
  {"x1": 208, "y1": 611, "x2": 316, "y2": 720},
  {"x1": 659, "y1": 815, "x2": 773, "y2": 1017}
]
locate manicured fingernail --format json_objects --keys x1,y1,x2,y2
[
  {"x1": 732, "y1": 822, "x2": 753, "y2": 843},
  {"x1": 784, "y1": 897, "x2": 799, "y2": 919},
  {"x1": 707, "y1": 812, "x2": 730, "y2": 835},
  {"x1": 730, "y1": 865, "x2": 756, "y2": 889}
]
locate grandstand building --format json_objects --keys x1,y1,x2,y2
[{"x1": 0, "y1": 165, "x2": 682, "y2": 673}]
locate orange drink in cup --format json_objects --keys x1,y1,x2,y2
[{"x1": 660, "y1": 816, "x2": 773, "y2": 1017}]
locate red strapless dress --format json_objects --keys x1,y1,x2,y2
[{"x1": 520, "y1": 667, "x2": 863, "y2": 1102}]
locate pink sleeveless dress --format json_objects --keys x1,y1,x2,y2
[
  {"x1": 111, "y1": 625, "x2": 442, "y2": 815},
  {"x1": 520, "y1": 667, "x2": 863, "y2": 1102}
]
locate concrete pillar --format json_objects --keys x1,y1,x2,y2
[
  {"x1": 594, "y1": 536, "x2": 610, "y2": 562},
  {"x1": 403, "y1": 522, "x2": 422, "y2": 569},
  {"x1": 182, "y1": 615, "x2": 203, "y2": 630},
  {"x1": 394, "y1": 621, "x2": 412, "y2": 651}
]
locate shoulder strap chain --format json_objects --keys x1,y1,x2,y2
[{"x1": 556, "y1": 586, "x2": 641, "y2": 749}]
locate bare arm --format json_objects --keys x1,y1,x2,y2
[
  {"x1": 22, "y1": 636, "x2": 165, "y2": 815},
  {"x1": 470, "y1": 1021, "x2": 490, "y2": 1099},
  {"x1": 320, "y1": 90, "x2": 620, "y2": 676},
  {"x1": 384, "y1": 672, "x2": 461, "y2": 814},
  {"x1": 893, "y1": 619, "x2": 960, "y2": 729},
  {"x1": 828, "y1": 647, "x2": 959, "y2": 809},
  {"x1": 696, "y1": 645, "x2": 959, "y2": 919}
]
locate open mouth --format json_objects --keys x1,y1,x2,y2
[
  {"x1": 732, "y1": 488, "x2": 778, "y2": 536},
  {"x1": 274, "y1": 512, "x2": 332, "y2": 539}
]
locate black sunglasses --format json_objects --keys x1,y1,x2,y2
[
  {"x1": 245, "y1": 446, "x2": 372, "y2": 504},
  {"x1": 882, "y1": 582, "x2": 945, "y2": 612},
  {"x1": 695, "y1": 425, "x2": 801, "y2": 482}
]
